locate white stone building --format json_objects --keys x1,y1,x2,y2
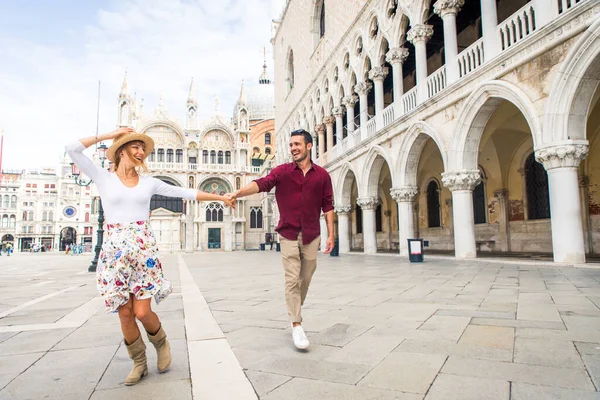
[
  {"x1": 111, "y1": 66, "x2": 276, "y2": 252},
  {"x1": 273, "y1": 0, "x2": 599, "y2": 263}
]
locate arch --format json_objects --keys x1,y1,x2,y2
[
  {"x1": 336, "y1": 162, "x2": 361, "y2": 205},
  {"x1": 198, "y1": 125, "x2": 236, "y2": 145},
  {"x1": 396, "y1": 121, "x2": 448, "y2": 187},
  {"x1": 138, "y1": 120, "x2": 186, "y2": 146},
  {"x1": 450, "y1": 80, "x2": 543, "y2": 171},
  {"x1": 198, "y1": 177, "x2": 232, "y2": 195},
  {"x1": 544, "y1": 18, "x2": 600, "y2": 145},
  {"x1": 361, "y1": 145, "x2": 396, "y2": 197},
  {"x1": 152, "y1": 175, "x2": 184, "y2": 188},
  {"x1": 425, "y1": 178, "x2": 442, "y2": 228}
]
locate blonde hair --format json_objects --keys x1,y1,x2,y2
[{"x1": 114, "y1": 140, "x2": 149, "y2": 173}]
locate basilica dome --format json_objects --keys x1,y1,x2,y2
[{"x1": 233, "y1": 62, "x2": 274, "y2": 123}]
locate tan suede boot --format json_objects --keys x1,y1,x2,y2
[
  {"x1": 147, "y1": 325, "x2": 172, "y2": 373},
  {"x1": 125, "y1": 336, "x2": 148, "y2": 386}
]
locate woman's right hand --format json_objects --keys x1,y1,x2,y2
[{"x1": 107, "y1": 127, "x2": 135, "y2": 140}]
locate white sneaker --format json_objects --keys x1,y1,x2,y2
[{"x1": 291, "y1": 324, "x2": 310, "y2": 349}]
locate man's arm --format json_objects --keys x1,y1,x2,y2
[
  {"x1": 323, "y1": 209, "x2": 335, "y2": 254},
  {"x1": 233, "y1": 181, "x2": 260, "y2": 199},
  {"x1": 230, "y1": 166, "x2": 282, "y2": 200}
]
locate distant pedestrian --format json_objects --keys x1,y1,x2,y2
[
  {"x1": 66, "y1": 127, "x2": 235, "y2": 385},
  {"x1": 6, "y1": 243, "x2": 12, "y2": 256},
  {"x1": 228, "y1": 129, "x2": 334, "y2": 350}
]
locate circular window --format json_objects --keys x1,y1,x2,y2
[{"x1": 63, "y1": 206, "x2": 77, "y2": 218}]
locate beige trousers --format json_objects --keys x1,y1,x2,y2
[{"x1": 280, "y1": 233, "x2": 320, "y2": 323}]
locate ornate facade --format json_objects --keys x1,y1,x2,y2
[{"x1": 273, "y1": 0, "x2": 600, "y2": 263}]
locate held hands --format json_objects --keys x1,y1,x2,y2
[
  {"x1": 323, "y1": 236, "x2": 335, "y2": 254},
  {"x1": 221, "y1": 194, "x2": 237, "y2": 209}
]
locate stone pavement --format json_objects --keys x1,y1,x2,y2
[{"x1": 1, "y1": 251, "x2": 600, "y2": 399}]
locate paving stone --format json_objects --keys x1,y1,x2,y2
[
  {"x1": 458, "y1": 325, "x2": 514, "y2": 349},
  {"x1": 310, "y1": 323, "x2": 373, "y2": 347},
  {"x1": 326, "y1": 333, "x2": 404, "y2": 366},
  {"x1": 262, "y1": 377, "x2": 422, "y2": 400},
  {"x1": 358, "y1": 352, "x2": 446, "y2": 394},
  {"x1": 0, "y1": 328, "x2": 76, "y2": 355},
  {"x1": 90, "y1": 379, "x2": 192, "y2": 400},
  {"x1": 0, "y1": 352, "x2": 44, "y2": 375},
  {"x1": 244, "y1": 370, "x2": 292, "y2": 396},
  {"x1": 516, "y1": 328, "x2": 600, "y2": 342},
  {"x1": 396, "y1": 338, "x2": 513, "y2": 362},
  {"x1": 470, "y1": 317, "x2": 566, "y2": 330},
  {"x1": 424, "y1": 373, "x2": 510, "y2": 400},
  {"x1": 0, "y1": 373, "x2": 17, "y2": 391},
  {"x1": 562, "y1": 315, "x2": 600, "y2": 332},
  {"x1": 441, "y1": 356, "x2": 595, "y2": 390},
  {"x1": 435, "y1": 309, "x2": 514, "y2": 319},
  {"x1": 514, "y1": 338, "x2": 584, "y2": 369},
  {"x1": 511, "y1": 382, "x2": 599, "y2": 399},
  {"x1": 517, "y1": 303, "x2": 562, "y2": 322}
]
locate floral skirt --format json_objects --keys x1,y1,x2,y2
[{"x1": 97, "y1": 220, "x2": 172, "y2": 313}]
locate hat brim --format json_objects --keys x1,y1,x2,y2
[{"x1": 107, "y1": 133, "x2": 155, "y2": 162}]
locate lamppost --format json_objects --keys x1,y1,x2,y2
[{"x1": 70, "y1": 143, "x2": 108, "y2": 272}]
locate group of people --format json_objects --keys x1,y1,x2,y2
[
  {"x1": 0, "y1": 243, "x2": 13, "y2": 256},
  {"x1": 66, "y1": 126, "x2": 333, "y2": 385},
  {"x1": 65, "y1": 243, "x2": 84, "y2": 255}
]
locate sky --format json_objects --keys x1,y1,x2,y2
[{"x1": 0, "y1": 0, "x2": 286, "y2": 170}]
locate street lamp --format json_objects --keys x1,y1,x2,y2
[{"x1": 70, "y1": 143, "x2": 108, "y2": 272}]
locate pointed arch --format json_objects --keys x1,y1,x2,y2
[
  {"x1": 336, "y1": 162, "x2": 361, "y2": 205},
  {"x1": 362, "y1": 145, "x2": 396, "y2": 198},
  {"x1": 450, "y1": 80, "x2": 543, "y2": 171},
  {"x1": 396, "y1": 121, "x2": 448, "y2": 187}
]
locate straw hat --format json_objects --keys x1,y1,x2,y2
[{"x1": 107, "y1": 132, "x2": 155, "y2": 162}]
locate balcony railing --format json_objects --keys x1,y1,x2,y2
[
  {"x1": 427, "y1": 66, "x2": 447, "y2": 98},
  {"x1": 402, "y1": 86, "x2": 418, "y2": 113},
  {"x1": 147, "y1": 162, "x2": 258, "y2": 173},
  {"x1": 382, "y1": 104, "x2": 395, "y2": 128},
  {"x1": 498, "y1": 3, "x2": 537, "y2": 51},
  {"x1": 458, "y1": 38, "x2": 485, "y2": 78},
  {"x1": 366, "y1": 118, "x2": 377, "y2": 137},
  {"x1": 558, "y1": 0, "x2": 584, "y2": 14}
]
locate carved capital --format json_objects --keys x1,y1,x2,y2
[
  {"x1": 390, "y1": 187, "x2": 419, "y2": 203},
  {"x1": 368, "y1": 66, "x2": 389, "y2": 81},
  {"x1": 354, "y1": 81, "x2": 373, "y2": 96},
  {"x1": 407, "y1": 24, "x2": 434, "y2": 44},
  {"x1": 342, "y1": 94, "x2": 359, "y2": 107},
  {"x1": 331, "y1": 106, "x2": 345, "y2": 117},
  {"x1": 323, "y1": 116, "x2": 336, "y2": 125},
  {"x1": 386, "y1": 47, "x2": 410, "y2": 65},
  {"x1": 433, "y1": 0, "x2": 464, "y2": 17},
  {"x1": 493, "y1": 189, "x2": 508, "y2": 200},
  {"x1": 357, "y1": 197, "x2": 380, "y2": 210},
  {"x1": 535, "y1": 144, "x2": 588, "y2": 170},
  {"x1": 315, "y1": 124, "x2": 326, "y2": 134},
  {"x1": 334, "y1": 204, "x2": 352, "y2": 214},
  {"x1": 441, "y1": 170, "x2": 481, "y2": 191}
]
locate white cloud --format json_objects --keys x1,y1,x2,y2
[{"x1": 0, "y1": 0, "x2": 286, "y2": 170}]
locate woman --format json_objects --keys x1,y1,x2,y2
[{"x1": 66, "y1": 127, "x2": 235, "y2": 386}]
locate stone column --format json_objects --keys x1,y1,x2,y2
[
  {"x1": 407, "y1": 24, "x2": 433, "y2": 104},
  {"x1": 369, "y1": 67, "x2": 389, "y2": 129},
  {"x1": 519, "y1": 168, "x2": 529, "y2": 220},
  {"x1": 357, "y1": 197, "x2": 380, "y2": 254},
  {"x1": 335, "y1": 205, "x2": 352, "y2": 253},
  {"x1": 386, "y1": 47, "x2": 410, "y2": 115},
  {"x1": 332, "y1": 106, "x2": 345, "y2": 142},
  {"x1": 536, "y1": 144, "x2": 588, "y2": 263},
  {"x1": 579, "y1": 175, "x2": 592, "y2": 254},
  {"x1": 323, "y1": 116, "x2": 335, "y2": 154},
  {"x1": 391, "y1": 187, "x2": 419, "y2": 256},
  {"x1": 342, "y1": 95, "x2": 358, "y2": 134},
  {"x1": 315, "y1": 124, "x2": 326, "y2": 159},
  {"x1": 185, "y1": 200, "x2": 195, "y2": 253},
  {"x1": 480, "y1": 0, "x2": 500, "y2": 59},
  {"x1": 442, "y1": 170, "x2": 481, "y2": 259},
  {"x1": 354, "y1": 81, "x2": 373, "y2": 139},
  {"x1": 494, "y1": 189, "x2": 510, "y2": 252},
  {"x1": 434, "y1": 0, "x2": 464, "y2": 84},
  {"x1": 311, "y1": 133, "x2": 318, "y2": 160},
  {"x1": 320, "y1": 214, "x2": 327, "y2": 250}
]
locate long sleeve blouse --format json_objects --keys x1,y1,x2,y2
[{"x1": 65, "y1": 141, "x2": 197, "y2": 224}]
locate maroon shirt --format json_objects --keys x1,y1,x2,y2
[{"x1": 254, "y1": 162, "x2": 334, "y2": 245}]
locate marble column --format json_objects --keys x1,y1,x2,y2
[
  {"x1": 442, "y1": 170, "x2": 481, "y2": 259},
  {"x1": 386, "y1": 47, "x2": 410, "y2": 115},
  {"x1": 480, "y1": 0, "x2": 500, "y2": 59},
  {"x1": 185, "y1": 200, "x2": 195, "y2": 253},
  {"x1": 332, "y1": 106, "x2": 345, "y2": 142},
  {"x1": 391, "y1": 187, "x2": 419, "y2": 256},
  {"x1": 536, "y1": 144, "x2": 588, "y2": 263},
  {"x1": 494, "y1": 189, "x2": 510, "y2": 252},
  {"x1": 579, "y1": 175, "x2": 592, "y2": 254},
  {"x1": 311, "y1": 133, "x2": 318, "y2": 160},
  {"x1": 335, "y1": 205, "x2": 352, "y2": 253},
  {"x1": 407, "y1": 24, "x2": 433, "y2": 104},
  {"x1": 354, "y1": 81, "x2": 373, "y2": 140},
  {"x1": 315, "y1": 124, "x2": 326, "y2": 159},
  {"x1": 357, "y1": 197, "x2": 380, "y2": 254},
  {"x1": 320, "y1": 214, "x2": 327, "y2": 250},
  {"x1": 342, "y1": 95, "x2": 358, "y2": 134},
  {"x1": 323, "y1": 115, "x2": 335, "y2": 154},
  {"x1": 434, "y1": 0, "x2": 464, "y2": 84},
  {"x1": 369, "y1": 66, "x2": 389, "y2": 129}
]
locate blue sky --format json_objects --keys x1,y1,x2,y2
[{"x1": 0, "y1": 0, "x2": 285, "y2": 169}]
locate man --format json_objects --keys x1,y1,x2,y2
[{"x1": 229, "y1": 129, "x2": 334, "y2": 349}]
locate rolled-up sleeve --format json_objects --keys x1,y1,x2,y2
[
  {"x1": 321, "y1": 174, "x2": 334, "y2": 213},
  {"x1": 254, "y1": 165, "x2": 282, "y2": 193}
]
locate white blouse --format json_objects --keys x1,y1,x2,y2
[{"x1": 66, "y1": 141, "x2": 197, "y2": 224}]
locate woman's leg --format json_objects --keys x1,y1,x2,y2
[
  {"x1": 118, "y1": 295, "x2": 140, "y2": 344},
  {"x1": 132, "y1": 297, "x2": 160, "y2": 334}
]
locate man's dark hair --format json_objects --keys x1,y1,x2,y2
[{"x1": 291, "y1": 129, "x2": 313, "y2": 145}]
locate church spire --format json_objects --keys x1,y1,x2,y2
[
  {"x1": 238, "y1": 80, "x2": 247, "y2": 104},
  {"x1": 119, "y1": 71, "x2": 130, "y2": 98},
  {"x1": 187, "y1": 77, "x2": 197, "y2": 106},
  {"x1": 259, "y1": 47, "x2": 271, "y2": 85}
]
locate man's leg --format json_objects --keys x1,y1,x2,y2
[
  {"x1": 299, "y1": 235, "x2": 320, "y2": 306},
  {"x1": 280, "y1": 237, "x2": 302, "y2": 323}
]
